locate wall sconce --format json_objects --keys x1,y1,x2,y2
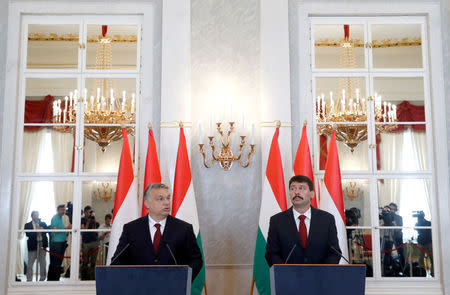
[
  {"x1": 93, "y1": 182, "x2": 114, "y2": 202},
  {"x1": 198, "y1": 116, "x2": 255, "y2": 171},
  {"x1": 344, "y1": 182, "x2": 361, "y2": 200}
]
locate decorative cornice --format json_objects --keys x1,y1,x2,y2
[
  {"x1": 28, "y1": 33, "x2": 137, "y2": 43},
  {"x1": 315, "y1": 37, "x2": 421, "y2": 48}
]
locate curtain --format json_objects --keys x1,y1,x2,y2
[
  {"x1": 51, "y1": 130, "x2": 75, "y2": 205},
  {"x1": 24, "y1": 95, "x2": 54, "y2": 129}
]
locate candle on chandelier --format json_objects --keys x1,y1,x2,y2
[
  {"x1": 321, "y1": 97, "x2": 325, "y2": 119},
  {"x1": 63, "y1": 110, "x2": 67, "y2": 124},
  {"x1": 101, "y1": 96, "x2": 105, "y2": 112},
  {"x1": 64, "y1": 96, "x2": 68, "y2": 111},
  {"x1": 198, "y1": 121, "x2": 203, "y2": 144},
  {"x1": 111, "y1": 96, "x2": 115, "y2": 111},
  {"x1": 329, "y1": 91, "x2": 334, "y2": 110},
  {"x1": 383, "y1": 101, "x2": 387, "y2": 122},
  {"x1": 392, "y1": 105, "x2": 397, "y2": 120},
  {"x1": 97, "y1": 88, "x2": 101, "y2": 99},
  {"x1": 349, "y1": 98, "x2": 353, "y2": 113},
  {"x1": 90, "y1": 96, "x2": 94, "y2": 111},
  {"x1": 316, "y1": 96, "x2": 321, "y2": 117},
  {"x1": 250, "y1": 121, "x2": 255, "y2": 145},
  {"x1": 131, "y1": 93, "x2": 135, "y2": 112},
  {"x1": 388, "y1": 103, "x2": 392, "y2": 122},
  {"x1": 69, "y1": 91, "x2": 73, "y2": 108},
  {"x1": 356, "y1": 88, "x2": 360, "y2": 104},
  {"x1": 241, "y1": 114, "x2": 246, "y2": 134},
  {"x1": 209, "y1": 113, "x2": 213, "y2": 136}
]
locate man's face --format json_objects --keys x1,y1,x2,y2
[
  {"x1": 389, "y1": 205, "x2": 397, "y2": 213},
  {"x1": 57, "y1": 207, "x2": 66, "y2": 216},
  {"x1": 289, "y1": 181, "x2": 313, "y2": 208},
  {"x1": 105, "y1": 217, "x2": 111, "y2": 226},
  {"x1": 32, "y1": 212, "x2": 39, "y2": 222},
  {"x1": 85, "y1": 209, "x2": 92, "y2": 217},
  {"x1": 144, "y1": 188, "x2": 171, "y2": 219}
]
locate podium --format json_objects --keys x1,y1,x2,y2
[
  {"x1": 95, "y1": 265, "x2": 192, "y2": 295},
  {"x1": 270, "y1": 264, "x2": 366, "y2": 295}
]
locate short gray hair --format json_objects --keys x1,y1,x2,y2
[{"x1": 144, "y1": 183, "x2": 169, "y2": 200}]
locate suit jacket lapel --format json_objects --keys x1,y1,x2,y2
[
  {"x1": 159, "y1": 215, "x2": 173, "y2": 252},
  {"x1": 306, "y1": 206, "x2": 317, "y2": 249},
  {"x1": 286, "y1": 207, "x2": 302, "y2": 246},
  {"x1": 143, "y1": 215, "x2": 154, "y2": 251}
]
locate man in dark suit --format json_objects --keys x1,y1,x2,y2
[
  {"x1": 111, "y1": 183, "x2": 203, "y2": 280},
  {"x1": 265, "y1": 175, "x2": 341, "y2": 266},
  {"x1": 24, "y1": 211, "x2": 48, "y2": 281}
]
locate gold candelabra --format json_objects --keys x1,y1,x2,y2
[
  {"x1": 52, "y1": 26, "x2": 135, "y2": 151},
  {"x1": 198, "y1": 122, "x2": 255, "y2": 171},
  {"x1": 93, "y1": 182, "x2": 114, "y2": 202},
  {"x1": 316, "y1": 25, "x2": 397, "y2": 152}
]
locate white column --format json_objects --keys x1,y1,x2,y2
[
  {"x1": 260, "y1": 0, "x2": 292, "y2": 197},
  {"x1": 160, "y1": 0, "x2": 191, "y2": 188}
]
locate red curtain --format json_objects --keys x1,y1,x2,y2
[
  {"x1": 24, "y1": 95, "x2": 54, "y2": 131},
  {"x1": 319, "y1": 101, "x2": 426, "y2": 169}
]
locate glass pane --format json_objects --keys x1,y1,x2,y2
[
  {"x1": 313, "y1": 24, "x2": 365, "y2": 68},
  {"x1": 27, "y1": 24, "x2": 79, "y2": 69},
  {"x1": 372, "y1": 24, "x2": 422, "y2": 68},
  {"x1": 317, "y1": 125, "x2": 368, "y2": 171},
  {"x1": 373, "y1": 77, "x2": 425, "y2": 123},
  {"x1": 79, "y1": 181, "x2": 116, "y2": 280},
  {"x1": 25, "y1": 78, "x2": 78, "y2": 124},
  {"x1": 343, "y1": 179, "x2": 370, "y2": 226},
  {"x1": 21, "y1": 129, "x2": 75, "y2": 173},
  {"x1": 380, "y1": 230, "x2": 433, "y2": 277},
  {"x1": 347, "y1": 229, "x2": 373, "y2": 277},
  {"x1": 17, "y1": 182, "x2": 73, "y2": 281},
  {"x1": 83, "y1": 78, "x2": 136, "y2": 124},
  {"x1": 86, "y1": 25, "x2": 138, "y2": 70},
  {"x1": 83, "y1": 127, "x2": 135, "y2": 172},
  {"x1": 377, "y1": 125, "x2": 428, "y2": 171},
  {"x1": 315, "y1": 77, "x2": 367, "y2": 123},
  {"x1": 378, "y1": 179, "x2": 431, "y2": 227}
]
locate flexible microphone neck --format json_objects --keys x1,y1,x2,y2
[
  {"x1": 164, "y1": 241, "x2": 178, "y2": 265},
  {"x1": 284, "y1": 243, "x2": 297, "y2": 264},
  {"x1": 110, "y1": 243, "x2": 130, "y2": 265},
  {"x1": 329, "y1": 244, "x2": 350, "y2": 264}
]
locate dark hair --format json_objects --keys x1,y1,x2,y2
[
  {"x1": 57, "y1": 204, "x2": 65, "y2": 210},
  {"x1": 105, "y1": 214, "x2": 112, "y2": 220},
  {"x1": 84, "y1": 205, "x2": 92, "y2": 212},
  {"x1": 289, "y1": 175, "x2": 314, "y2": 191},
  {"x1": 31, "y1": 211, "x2": 39, "y2": 218},
  {"x1": 389, "y1": 203, "x2": 398, "y2": 210}
]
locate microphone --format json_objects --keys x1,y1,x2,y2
[
  {"x1": 164, "y1": 241, "x2": 178, "y2": 265},
  {"x1": 284, "y1": 243, "x2": 298, "y2": 264},
  {"x1": 329, "y1": 244, "x2": 350, "y2": 264},
  {"x1": 110, "y1": 243, "x2": 130, "y2": 265}
]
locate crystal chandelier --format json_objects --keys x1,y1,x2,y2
[
  {"x1": 316, "y1": 25, "x2": 397, "y2": 152},
  {"x1": 52, "y1": 25, "x2": 135, "y2": 151}
]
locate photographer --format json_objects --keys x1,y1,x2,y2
[
  {"x1": 80, "y1": 206, "x2": 99, "y2": 280},
  {"x1": 389, "y1": 203, "x2": 405, "y2": 268},
  {"x1": 415, "y1": 211, "x2": 433, "y2": 276}
]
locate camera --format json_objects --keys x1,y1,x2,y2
[
  {"x1": 66, "y1": 202, "x2": 73, "y2": 224},
  {"x1": 345, "y1": 207, "x2": 361, "y2": 226},
  {"x1": 379, "y1": 206, "x2": 393, "y2": 226},
  {"x1": 412, "y1": 210, "x2": 424, "y2": 218}
]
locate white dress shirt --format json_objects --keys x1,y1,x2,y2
[
  {"x1": 293, "y1": 207, "x2": 312, "y2": 236},
  {"x1": 148, "y1": 215, "x2": 167, "y2": 242}
]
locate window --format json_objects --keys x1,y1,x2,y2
[
  {"x1": 13, "y1": 15, "x2": 141, "y2": 284},
  {"x1": 311, "y1": 16, "x2": 435, "y2": 279}
]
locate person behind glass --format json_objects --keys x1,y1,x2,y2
[
  {"x1": 265, "y1": 175, "x2": 341, "y2": 266},
  {"x1": 98, "y1": 214, "x2": 112, "y2": 265},
  {"x1": 48, "y1": 204, "x2": 71, "y2": 281},
  {"x1": 24, "y1": 211, "x2": 48, "y2": 281},
  {"x1": 111, "y1": 183, "x2": 203, "y2": 281},
  {"x1": 80, "y1": 206, "x2": 99, "y2": 280},
  {"x1": 415, "y1": 211, "x2": 433, "y2": 276},
  {"x1": 389, "y1": 202, "x2": 405, "y2": 268}
]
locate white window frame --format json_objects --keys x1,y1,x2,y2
[{"x1": 297, "y1": 3, "x2": 448, "y2": 294}]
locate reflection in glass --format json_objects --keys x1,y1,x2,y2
[
  {"x1": 79, "y1": 182, "x2": 115, "y2": 280},
  {"x1": 380, "y1": 229, "x2": 433, "y2": 277},
  {"x1": 377, "y1": 125, "x2": 428, "y2": 171},
  {"x1": 378, "y1": 179, "x2": 431, "y2": 227},
  {"x1": 343, "y1": 179, "x2": 370, "y2": 226},
  {"x1": 372, "y1": 24, "x2": 422, "y2": 68},
  {"x1": 84, "y1": 129, "x2": 135, "y2": 172},
  {"x1": 347, "y1": 229, "x2": 373, "y2": 277},
  {"x1": 27, "y1": 24, "x2": 79, "y2": 69},
  {"x1": 313, "y1": 24, "x2": 365, "y2": 68},
  {"x1": 17, "y1": 183, "x2": 73, "y2": 282},
  {"x1": 86, "y1": 25, "x2": 138, "y2": 70}
]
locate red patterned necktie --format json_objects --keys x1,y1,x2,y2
[
  {"x1": 153, "y1": 223, "x2": 161, "y2": 254},
  {"x1": 299, "y1": 215, "x2": 308, "y2": 248}
]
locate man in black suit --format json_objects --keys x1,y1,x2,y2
[
  {"x1": 24, "y1": 211, "x2": 48, "y2": 281},
  {"x1": 111, "y1": 183, "x2": 203, "y2": 280},
  {"x1": 265, "y1": 175, "x2": 341, "y2": 266}
]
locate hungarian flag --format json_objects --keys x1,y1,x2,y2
[
  {"x1": 253, "y1": 128, "x2": 287, "y2": 295},
  {"x1": 141, "y1": 127, "x2": 162, "y2": 216},
  {"x1": 319, "y1": 130, "x2": 349, "y2": 263},
  {"x1": 293, "y1": 125, "x2": 317, "y2": 208},
  {"x1": 172, "y1": 128, "x2": 205, "y2": 295},
  {"x1": 107, "y1": 128, "x2": 139, "y2": 264}
]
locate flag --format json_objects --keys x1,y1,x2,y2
[
  {"x1": 141, "y1": 127, "x2": 162, "y2": 216},
  {"x1": 107, "y1": 128, "x2": 139, "y2": 264},
  {"x1": 293, "y1": 124, "x2": 317, "y2": 208},
  {"x1": 172, "y1": 128, "x2": 205, "y2": 295},
  {"x1": 319, "y1": 130, "x2": 349, "y2": 263},
  {"x1": 253, "y1": 128, "x2": 287, "y2": 295}
]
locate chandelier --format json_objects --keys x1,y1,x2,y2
[
  {"x1": 316, "y1": 25, "x2": 397, "y2": 152},
  {"x1": 52, "y1": 25, "x2": 135, "y2": 151}
]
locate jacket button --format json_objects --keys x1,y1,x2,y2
[{"x1": 154, "y1": 259, "x2": 158, "y2": 263}]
